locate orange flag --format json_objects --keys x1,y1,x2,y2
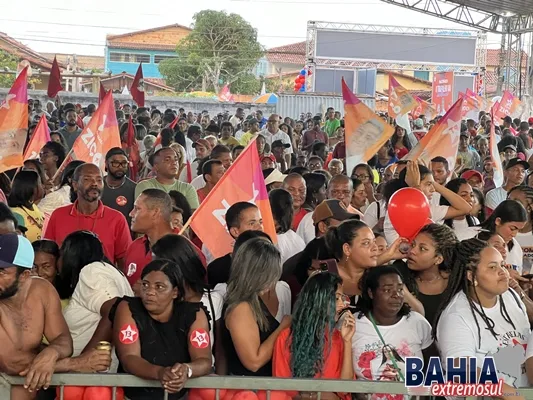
[
  {"x1": 465, "y1": 88, "x2": 491, "y2": 113},
  {"x1": 342, "y1": 78, "x2": 395, "y2": 175},
  {"x1": 98, "y1": 82, "x2": 107, "y2": 106},
  {"x1": 388, "y1": 74, "x2": 418, "y2": 119},
  {"x1": 404, "y1": 97, "x2": 463, "y2": 171},
  {"x1": 188, "y1": 139, "x2": 276, "y2": 259},
  {"x1": 24, "y1": 114, "x2": 51, "y2": 161},
  {"x1": 459, "y1": 91, "x2": 479, "y2": 120},
  {"x1": 0, "y1": 67, "x2": 28, "y2": 173},
  {"x1": 412, "y1": 96, "x2": 437, "y2": 121},
  {"x1": 56, "y1": 91, "x2": 121, "y2": 177},
  {"x1": 494, "y1": 90, "x2": 522, "y2": 123}
]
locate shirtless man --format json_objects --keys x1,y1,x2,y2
[{"x1": 0, "y1": 233, "x2": 72, "y2": 399}]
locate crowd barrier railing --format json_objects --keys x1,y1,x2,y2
[{"x1": 1, "y1": 374, "x2": 533, "y2": 400}]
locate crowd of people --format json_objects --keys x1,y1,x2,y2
[{"x1": 2, "y1": 99, "x2": 533, "y2": 400}]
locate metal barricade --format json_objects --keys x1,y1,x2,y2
[{"x1": 1, "y1": 374, "x2": 533, "y2": 400}]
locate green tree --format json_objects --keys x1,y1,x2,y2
[
  {"x1": 230, "y1": 72, "x2": 261, "y2": 95},
  {"x1": 0, "y1": 50, "x2": 18, "y2": 88},
  {"x1": 159, "y1": 10, "x2": 264, "y2": 93}
]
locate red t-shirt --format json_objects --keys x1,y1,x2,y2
[
  {"x1": 197, "y1": 189, "x2": 207, "y2": 204},
  {"x1": 292, "y1": 208, "x2": 308, "y2": 231},
  {"x1": 44, "y1": 200, "x2": 132, "y2": 263},
  {"x1": 273, "y1": 328, "x2": 352, "y2": 399},
  {"x1": 123, "y1": 234, "x2": 207, "y2": 287}
]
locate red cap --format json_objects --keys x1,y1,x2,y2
[
  {"x1": 529, "y1": 117, "x2": 533, "y2": 125},
  {"x1": 261, "y1": 154, "x2": 276, "y2": 163},
  {"x1": 461, "y1": 170, "x2": 484, "y2": 184}
]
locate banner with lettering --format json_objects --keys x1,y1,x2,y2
[
  {"x1": 459, "y1": 91, "x2": 480, "y2": 121},
  {"x1": 0, "y1": 67, "x2": 28, "y2": 173},
  {"x1": 188, "y1": 139, "x2": 276, "y2": 258},
  {"x1": 432, "y1": 72, "x2": 454, "y2": 116},
  {"x1": 404, "y1": 97, "x2": 463, "y2": 171},
  {"x1": 342, "y1": 78, "x2": 395, "y2": 175},
  {"x1": 24, "y1": 114, "x2": 51, "y2": 161},
  {"x1": 465, "y1": 88, "x2": 491, "y2": 113},
  {"x1": 494, "y1": 90, "x2": 522, "y2": 122},
  {"x1": 388, "y1": 74, "x2": 418, "y2": 119}
]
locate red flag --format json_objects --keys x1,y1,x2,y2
[
  {"x1": 131, "y1": 63, "x2": 145, "y2": 107},
  {"x1": 24, "y1": 115, "x2": 51, "y2": 161},
  {"x1": 186, "y1": 161, "x2": 192, "y2": 183},
  {"x1": 126, "y1": 115, "x2": 140, "y2": 181},
  {"x1": 388, "y1": 74, "x2": 417, "y2": 119},
  {"x1": 0, "y1": 67, "x2": 28, "y2": 172},
  {"x1": 169, "y1": 116, "x2": 179, "y2": 129},
  {"x1": 188, "y1": 139, "x2": 276, "y2": 258},
  {"x1": 99, "y1": 82, "x2": 107, "y2": 105},
  {"x1": 47, "y1": 56, "x2": 63, "y2": 98},
  {"x1": 55, "y1": 91, "x2": 121, "y2": 179}
]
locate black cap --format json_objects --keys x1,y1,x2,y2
[
  {"x1": 271, "y1": 140, "x2": 290, "y2": 149},
  {"x1": 505, "y1": 158, "x2": 529, "y2": 170}
]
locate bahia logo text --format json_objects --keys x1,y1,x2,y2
[{"x1": 406, "y1": 357, "x2": 503, "y2": 397}]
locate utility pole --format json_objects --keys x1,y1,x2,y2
[{"x1": 497, "y1": 27, "x2": 507, "y2": 95}]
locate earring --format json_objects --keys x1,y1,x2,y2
[{"x1": 474, "y1": 280, "x2": 478, "y2": 287}]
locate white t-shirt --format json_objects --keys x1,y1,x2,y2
[
  {"x1": 214, "y1": 281, "x2": 291, "y2": 322},
  {"x1": 259, "y1": 129, "x2": 293, "y2": 155},
  {"x1": 185, "y1": 137, "x2": 195, "y2": 163},
  {"x1": 276, "y1": 230, "x2": 306, "y2": 264},
  {"x1": 352, "y1": 312, "x2": 432, "y2": 400},
  {"x1": 296, "y1": 212, "x2": 315, "y2": 245},
  {"x1": 363, "y1": 200, "x2": 386, "y2": 230},
  {"x1": 485, "y1": 186, "x2": 508, "y2": 211},
  {"x1": 201, "y1": 290, "x2": 223, "y2": 364},
  {"x1": 516, "y1": 231, "x2": 533, "y2": 274},
  {"x1": 450, "y1": 217, "x2": 480, "y2": 242},
  {"x1": 63, "y1": 261, "x2": 134, "y2": 371},
  {"x1": 384, "y1": 203, "x2": 449, "y2": 245},
  {"x1": 507, "y1": 237, "x2": 524, "y2": 273},
  {"x1": 191, "y1": 174, "x2": 206, "y2": 190},
  {"x1": 437, "y1": 290, "x2": 530, "y2": 389}
]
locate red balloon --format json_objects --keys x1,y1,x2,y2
[
  {"x1": 298, "y1": 76, "x2": 305, "y2": 83},
  {"x1": 56, "y1": 386, "x2": 86, "y2": 400},
  {"x1": 295, "y1": 83, "x2": 302, "y2": 90},
  {"x1": 388, "y1": 187, "x2": 431, "y2": 241},
  {"x1": 233, "y1": 390, "x2": 259, "y2": 400},
  {"x1": 307, "y1": 70, "x2": 312, "y2": 76},
  {"x1": 82, "y1": 387, "x2": 124, "y2": 400},
  {"x1": 257, "y1": 390, "x2": 288, "y2": 400}
]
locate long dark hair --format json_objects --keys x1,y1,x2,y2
[
  {"x1": 269, "y1": 188, "x2": 293, "y2": 234},
  {"x1": 303, "y1": 173, "x2": 327, "y2": 211},
  {"x1": 355, "y1": 266, "x2": 411, "y2": 319},
  {"x1": 441, "y1": 178, "x2": 476, "y2": 228},
  {"x1": 56, "y1": 231, "x2": 112, "y2": 299},
  {"x1": 391, "y1": 126, "x2": 412, "y2": 151},
  {"x1": 433, "y1": 238, "x2": 517, "y2": 346},
  {"x1": 478, "y1": 199, "x2": 527, "y2": 251},
  {"x1": 151, "y1": 234, "x2": 207, "y2": 297},
  {"x1": 8, "y1": 170, "x2": 40, "y2": 208}
]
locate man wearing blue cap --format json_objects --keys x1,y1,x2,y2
[{"x1": 0, "y1": 234, "x2": 72, "y2": 398}]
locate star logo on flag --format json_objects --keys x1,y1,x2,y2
[
  {"x1": 190, "y1": 329, "x2": 210, "y2": 349},
  {"x1": 0, "y1": 94, "x2": 16, "y2": 110},
  {"x1": 138, "y1": 79, "x2": 145, "y2": 93},
  {"x1": 213, "y1": 199, "x2": 231, "y2": 227},
  {"x1": 120, "y1": 324, "x2": 138, "y2": 344}
]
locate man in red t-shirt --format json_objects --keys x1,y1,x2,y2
[
  {"x1": 124, "y1": 188, "x2": 205, "y2": 294},
  {"x1": 282, "y1": 173, "x2": 308, "y2": 230},
  {"x1": 196, "y1": 160, "x2": 225, "y2": 204}
]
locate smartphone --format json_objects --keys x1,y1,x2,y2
[
  {"x1": 522, "y1": 274, "x2": 533, "y2": 279},
  {"x1": 318, "y1": 259, "x2": 338, "y2": 273}
]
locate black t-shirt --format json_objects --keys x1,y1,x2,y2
[
  {"x1": 207, "y1": 254, "x2": 232, "y2": 287},
  {"x1": 102, "y1": 178, "x2": 137, "y2": 227}
]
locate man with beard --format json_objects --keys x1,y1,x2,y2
[
  {"x1": 0, "y1": 233, "x2": 72, "y2": 399},
  {"x1": 58, "y1": 103, "x2": 82, "y2": 150},
  {"x1": 101, "y1": 148, "x2": 137, "y2": 226},
  {"x1": 44, "y1": 163, "x2": 132, "y2": 267}
]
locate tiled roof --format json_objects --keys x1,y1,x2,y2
[
  {"x1": 486, "y1": 49, "x2": 528, "y2": 68},
  {"x1": 100, "y1": 73, "x2": 175, "y2": 92},
  {"x1": 266, "y1": 41, "x2": 306, "y2": 65},
  {"x1": 42, "y1": 53, "x2": 105, "y2": 70},
  {"x1": 0, "y1": 32, "x2": 65, "y2": 70},
  {"x1": 107, "y1": 42, "x2": 176, "y2": 51},
  {"x1": 483, "y1": 70, "x2": 527, "y2": 95},
  {"x1": 107, "y1": 23, "x2": 191, "y2": 41}
]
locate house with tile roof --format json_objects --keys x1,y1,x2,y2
[
  {"x1": 105, "y1": 24, "x2": 191, "y2": 78},
  {"x1": 0, "y1": 32, "x2": 66, "y2": 90},
  {"x1": 254, "y1": 41, "x2": 306, "y2": 78}
]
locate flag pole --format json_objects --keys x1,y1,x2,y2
[{"x1": 50, "y1": 147, "x2": 75, "y2": 182}]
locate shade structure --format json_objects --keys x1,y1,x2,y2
[{"x1": 254, "y1": 93, "x2": 278, "y2": 104}]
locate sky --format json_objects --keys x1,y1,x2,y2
[{"x1": 1, "y1": 0, "x2": 512, "y2": 58}]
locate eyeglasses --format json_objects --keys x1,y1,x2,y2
[{"x1": 110, "y1": 161, "x2": 129, "y2": 168}]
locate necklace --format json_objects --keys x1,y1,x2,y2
[
  {"x1": 107, "y1": 178, "x2": 126, "y2": 190},
  {"x1": 416, "y1": 273, "x2": 443, "y2": 283}
]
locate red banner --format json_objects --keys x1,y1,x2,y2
[
  {"x1": 432, "y1": 72, "x2": 454, "y2": 115},
  {"x1": 24, "y1": 114, "x2": 51, "y2": 161}
]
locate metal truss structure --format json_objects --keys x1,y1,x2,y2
[{"x1": 306, "y1": 21, "x2": 487, "y2": 92}]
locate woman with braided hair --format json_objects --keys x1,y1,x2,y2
[{"x1": 435, "y1": 238, "x2": 530, "y2": 397}]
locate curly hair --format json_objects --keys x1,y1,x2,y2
[
  {"x1": 290, "y1": 272, "x2": 342, "y2": 378},
  {"x1": 433, "y1": 238, "x2": 517, "y2": 346},
  {"x1": 402, "y1": 223, "x2": 459, "y2": 296}
]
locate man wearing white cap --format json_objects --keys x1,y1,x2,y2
[{"x1": 0, "y1": 234, "x2": 72, "y2": 398}]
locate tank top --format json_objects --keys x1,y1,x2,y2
[
  {"x1": 221, "y1": 300, "x2": 279, "y2": 376},
  {"x1": 111, "y1": 297, "x2": 208, "y2": 400}
]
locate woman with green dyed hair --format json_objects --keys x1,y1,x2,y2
[{"x1": 273, "y1": 271, "x2": 355, "y2": 400}]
